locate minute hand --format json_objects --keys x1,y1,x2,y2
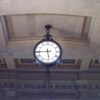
[{"x1": 36, "y1": 51, "x2": 51, "y2": 53}]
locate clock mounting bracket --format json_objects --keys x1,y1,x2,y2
[{"x1": 44, "y1": 25, "x2": 53, "y2": 40}]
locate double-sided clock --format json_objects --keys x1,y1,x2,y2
[{"x1": 33, "y1": 25, "x2": 62, "y2": 66}]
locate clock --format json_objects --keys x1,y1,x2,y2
[
  {"x1": 33, "y1": 24, "x2": 62, "y2": 66},
  {"x1": 33, "y1": 40, "x2": 62, "y2": 66}
]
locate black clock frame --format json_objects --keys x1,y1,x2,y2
[{"x1": 33, "y1": 39, "x2": 62, "y2": 67}]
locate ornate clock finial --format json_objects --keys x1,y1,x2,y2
[
  {"x1": 44, "y1": 25, "x2": 52, "y2": 40},
  {"x1": 45, "y1": 25, "x2": 52, "y2": 31}
]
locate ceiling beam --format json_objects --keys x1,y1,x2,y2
[
  {"x1": 5, "y1": 57, "x2": 16, "y2": 69},
  {"x1": 0, "y1": 0, "x2": 100, "y2": 16},
  {"x1": 0, "y1": 16, "x2": 7, "y2": 50},
  {"x1": 80, "y1": 58, "x2": 90, "y2": 70}
]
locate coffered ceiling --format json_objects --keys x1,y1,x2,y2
[
  {"x1": 5, "y1": 14, "x2": 88, "y2": 41},
  {"x1": 0, "y1": 0, "x2": 100, "y2": 71},
  {"x1": 0, "y1": 0, "x2": 100, "y2": 69}
]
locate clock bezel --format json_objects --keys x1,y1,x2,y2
[{"x1": 33, "y1": 39, "x2": 62, "y2": 66}]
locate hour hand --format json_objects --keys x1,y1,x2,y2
[{"x1": 47, "y1": 49, "x2": 49, "y2": 58}]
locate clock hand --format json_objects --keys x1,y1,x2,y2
[
  {"x1": 47, "y1": 49, "x2": 49, "y2": 59},
  {"x1": 36, "y1": 51, "x2": 51, "y2": 53}
]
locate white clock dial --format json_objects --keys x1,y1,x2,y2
[{"x1": 34, "y1": 41, "x2": 61, "y2": 64}]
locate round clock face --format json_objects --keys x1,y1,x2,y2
[{"x1": 34, "y1": 41, "x2": 62, "y2": 65}]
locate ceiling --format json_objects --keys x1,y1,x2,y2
[
  {"x1": 0, "y1": 0, "x2": 100, "y2": 71},
  {"x1": 0, "y1": 0, "x2": 100, "y2": 99}
]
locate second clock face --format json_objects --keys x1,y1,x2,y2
[{"x1": 34, "y1": 41, "x2": 61, "y2": 64}]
